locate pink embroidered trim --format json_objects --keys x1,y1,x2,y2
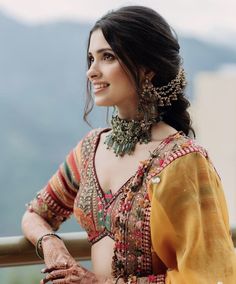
[{"x1": 147, "y1": 146, "x2": 208, "y2": 180}]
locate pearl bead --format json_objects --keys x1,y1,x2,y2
[{"x1": 151, "y1": 176, "x2": 160, "y2": 184}]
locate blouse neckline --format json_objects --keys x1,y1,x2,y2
[{"x1": 92, "y1": 128, "x2": 181, "y2": 206}]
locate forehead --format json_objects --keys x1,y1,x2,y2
[{"x1": 88, "y1": 29, "x2": 111, "y2": 53}]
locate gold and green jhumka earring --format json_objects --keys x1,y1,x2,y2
[{"x1": 104, "y1": 68, "x2": 187, "y2": 157}]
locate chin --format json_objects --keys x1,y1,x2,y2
[{"x1": 94, "y1": 98, "x2": 114, "y2": 107}]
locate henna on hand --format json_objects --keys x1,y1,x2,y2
[
  {"x1": 40, "y1": 264, "x2": 115, "y2": 284},
  {"x1": 41, "y1": 235, "x2": 77, "y2": 273}
]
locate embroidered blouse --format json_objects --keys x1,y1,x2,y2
[{"x1": 28, "y1": 128, "x2": 236, "y2": 283}]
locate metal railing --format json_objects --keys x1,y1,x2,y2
[
  {"x1": 0, "y1": 228, "x2": 236, "y2": 268},
  {"x1": 0, "y1": 232, "x2": 90, "y2": 268}
]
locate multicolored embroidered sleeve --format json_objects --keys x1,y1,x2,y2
[
  {"x1": 27, "y1": 141, "x2": 82, "y2": 231},
  {"x1": 149, "y1": 152, "x2": 236, "y2": 284}
]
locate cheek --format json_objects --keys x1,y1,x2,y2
[
  {"x1": 108, "y1": 63, "x2": 129, "y2": 82},
  {"x1": 110, "y1": 68, "x2": 134, "y2": 90},
  {"x1": 106, "y1": 63, "x2": 137, "y2": 97},
  {"x1": 115, "y1": 70, "x2": 129, "y2": 83}
]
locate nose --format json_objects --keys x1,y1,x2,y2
[{"x1": 86, "y1": 64, "x2": 101, "y2": 81}]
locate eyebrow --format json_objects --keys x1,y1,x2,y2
[{"x1": 88, "y1": 48, "x2": 113, "y2": 55}]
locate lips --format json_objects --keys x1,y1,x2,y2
[{"x1": 93, "y1": 82, "x2": 110, "y2": 93}]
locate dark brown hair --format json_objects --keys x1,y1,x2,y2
[{"x1": 84, "y1": 5, "x2": 195, "y2": 136}]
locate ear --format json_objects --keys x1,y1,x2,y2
[
  {"x1": 140, "y1": 68, "x2": 155, "y2": 81},
  {"x1": 144, "y1": 70, "x2": 155, "y2": 80}
]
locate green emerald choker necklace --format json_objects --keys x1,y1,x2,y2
[{"x1": 104, "y1": 115, "x2": 158, "y2": 157}]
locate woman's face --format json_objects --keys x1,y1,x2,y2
[{"x1": 87, "y1": 29, "x2": 138, "y2": 117}]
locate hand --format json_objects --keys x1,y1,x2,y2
[
  {"x1": 41, "y1": 235, "x2": 77, "y2": 274},
  {"x1": 40, "y1": 264, "x2": 85, "y2": 284},
  {"x1": 40, "y1": 264, "x2": 114, "y2": 284}
]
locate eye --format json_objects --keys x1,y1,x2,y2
[
  {"x1": 103, "y1": 52, "x2": 115, "y2": 61},
  {"x1": 88, "y1": 55, "x2": 94, "y2": 66}
]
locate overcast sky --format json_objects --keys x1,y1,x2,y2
[{"x1": 0, "y1": 0, "x2": 236, "y2": 44}]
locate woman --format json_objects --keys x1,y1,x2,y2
[{"x1": 22, "y1": 6, "x2": 236, "y2": 284}]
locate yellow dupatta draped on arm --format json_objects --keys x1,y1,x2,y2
[{"x1": 149, "y1": 152, "x2": 236, "y2": 283}]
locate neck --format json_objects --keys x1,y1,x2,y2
[{"x1": 116, "y1": 106, "x2": 138, "y2": 120}]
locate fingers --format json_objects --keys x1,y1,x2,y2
[
  {"x1": 40, "y1": 268, "x2": 68, "y2": 284},
  {"x1": 51, "y1": 274, "x2": 87, "y2": 284},
  {"x1": 51, "y1": 280, "x2": 67, "y2": 284},
  {"x1": 51, "y1": 276, "x2": 74, "y2": 284},
  {"x1": 40, "y1": 265, "x2": 87, "y2": 284},
  {"x1": 42, "y1": 261, "x2": 68, "y2": 273}
]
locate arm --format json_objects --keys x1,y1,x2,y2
[
  {"x1": 22, "y1": 212, "x2": 116, "y2": 284},
  {"x1": 22, "y1": 210, "x2": 78, "y2": 267},
  {"x1": 22, "y1": 141, "x2": 82, "y2": 269},
  {"x1": 149, "y1": 152, "x2": 236, "y2": 283},
  {"x1": 22, "y1": 211, "x2": 53, "y2": 246},
  {"x1": 22, "y1": 134, "x2": 117, "y2": 283}
]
